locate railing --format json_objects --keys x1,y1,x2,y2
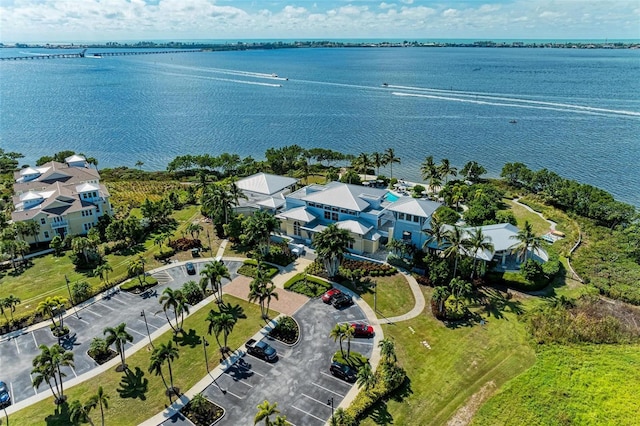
[{"x1": 50, "y1": 220, "x2": 69, "y2": 229}]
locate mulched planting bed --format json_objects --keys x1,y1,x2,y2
[
  {"x1": 181, "y1": 397, "x2": 224, "y2": 426},
  {"x1": 268, "y1": 316, "x2": 299, "y2": 345}
]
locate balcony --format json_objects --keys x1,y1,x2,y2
[{"x1": 51, "y1": 220, "x2": 69, "y2": 229}]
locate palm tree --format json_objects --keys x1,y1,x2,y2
[
  {"x1": 2, "y1": 295, "x2": 20, "y2": 323},
  {"x1": 248, "y1": 264, "x2": 274, "y2": 318},
  {"x1": 189, "y1": 393, "x2": 208, "y2": 417},
  {"x1": 88, "y1": 386, "x2": 109, "y2": 426},
  {"x1": 32, "y1": 344, "x2": 74, "y2": 404},
  {"x1": 329, "y1": 323, "x2": 347, "y2": 356},
  {"x1": 383, "y1": 148, "x2": 401, "y2": 179},
  {"x1": 421, "y1": 155, "x2": 442, "y2": 195},
  {"x1": 201, "y1": 183, "x2": 234, "y2": 226},
  {"x1": 242, "y1": 210, "x2": 280, "y2": 257},
  {"x1": 372, "y1": 152, "x2": 384, "y2": 176},
  {"x1": 510, "y1": 221, "x2": 544, "y2": 262},
  {"x1": 438, "y1": 158, "x2": 457, "y2": 185},
  {"x1": 443, "y1": 226, "x2": 470, "y2": 277},
  {"x1": 423, "y1": 215, "x2": 447, "y2": 252},
  {"x1": 186, "y1": 223, "x2": 203, "y2": 239},
  {"x1": 449, "y1": 277, "x2": 473, "y2": 311},
  {"x1": 94, "y1": 262, "x2": 113, "y2": 288},
  {"x1": 206, "y1": 310, "x2": 236, "y2": 358},
  {"x1": 254, "y1": 400, "x2": 280, "y2": 425},
  {"x1": 378, "y1": 338, "x2": 397, "y2": 364},
  {"x1": 467, "y1": 228, "x2": 494, "y2": 279},
  {"x1": 127, "y1": 255, "x2": 147, "y2": 285},
  {"x1": 159, "y1": 288, "x2": 190, "y2": 332},
  {"x1": 313, "y1": 224, "x2": 354, "y2": 278},
  {"x1": 69, "y1": 398, "x2": 97, "y2": 426},
  {"x1": 356, "y1": 363, "x2": 377, "y2": 392},
  {"x1": 353, "y1": 152, "x2": 372, "y2": 175},
  {"x1": 36, "y1": 296, "x2": 66, "y2": 330},
  {"x1": 149, "y1": 340, "x2": 180, "y2": 398},
  {"x1": 104, "y1": 322, "x2": 134, "y2": 372},
  {"x1": 431, "y1": 286, "x2": 451, "y2": 318},
  {"x1": 343, "y1": 324, "x2": 355, "y2": 358},
  {"x1": 200, "y1": 260, "x2": 230, "y2": 303},
  {"x1": 262, "y1": 284, "x2": 279, "y2": 319},
  {"x1": 273, "y1": 415, "x2": 288, "y2": 426}
]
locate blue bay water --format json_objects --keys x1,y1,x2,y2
[{"x1": 1, "y1": 47, "x2": 639, "y2": 205}]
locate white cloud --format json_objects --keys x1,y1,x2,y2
[{"x1": 0, "y1": 0, "x2": 638, "y2": 42}]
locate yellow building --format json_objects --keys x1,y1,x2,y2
[{"x1": 11, "y1": 155, "x2": 113, "y2": 244}]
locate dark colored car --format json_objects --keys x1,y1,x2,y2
[
  {"x1": 332, "y1": 293, "x2": 353, "y2": 309},
  {"x1": 185, "y1": 262, "x2": 196, "y2": 275},
  {"x1": 0, "y1": 381, "x2": 10, "y2": 407},
  {"x1": 351, "y1": 323, "x2": 374, "y2": 338},
  {"x1": 322, "y1": 288, "x2": 342, "y2": 304},
  {"x1": 246, "y1": 339, "x2": 278, "y2": 362},
  {"x1": 330, "y1": 361, "x2": 356, "y2": 382}
]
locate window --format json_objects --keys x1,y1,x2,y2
[
  {"x1": 96, "y1": 205, "x2": 100, "y2": 213},
  {"x1": 399, "y1": 213, "x2": 405, "y2": 220},
  {"x1": 44, "y1": 231, "x2": 50, "y2": 239},
  {"x1": 324, "y1": 211, "x2": 331, "y2": 220},
  {"x1": 348, "y1": 240, "x2": 354, "y2": 249},
  {"x1": 40, "y1": 218, "x2": 46, "y2": 225},
  {"x1": 413, "y1": 215, "x2": 420, "y2": 223},
  {"x1": 293, "y1": 221, "x2": 301, "y2": 236},
  {"x1": 331, "y1": 213, "x2": 338, "y2": 221}
]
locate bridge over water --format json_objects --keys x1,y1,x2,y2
[{"x1": 0, "y1": 49, "x2": 202, "y2": 61}]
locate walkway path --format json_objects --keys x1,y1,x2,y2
[
  {"x1": 513, "y1": 198, "x2": 557, "y2": 230},
  {"x1": 378, "y1": 269, "x2": 425, "y2": 324}
]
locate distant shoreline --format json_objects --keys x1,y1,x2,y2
[{"x1": 2, "y1": 39, "x2": 639, "y2": 50}]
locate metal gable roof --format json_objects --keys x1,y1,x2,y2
[
  {"x1": 236, "y1": 173, "x2": 298, "y2": 196},
  {"x1": 385, "y1": 197, "x2": 441, "y2": 218}
]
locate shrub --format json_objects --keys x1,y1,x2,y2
[
  {"x1": 169, "y1": 238, "x2": 202, "y2": 252},
  {"x1": 182, "y1": 280, "x2": 204, "y2": 305},
  {"x1": 269, "y1": 316, "x2": 299, "y2": 344},
  {"x1": 237, "y1": 261, "x2": 279, "y2": 279},
  {"x1": 263, "y1": 242, "x2": 297, "y2": 266},
  {"x1": 284, "y1": 274, "x2": 332, "y2": 297},
  {"x1": 154, "y1": 249, "x2": 176, "y2": 261}
]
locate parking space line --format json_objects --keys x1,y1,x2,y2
[
  {"x1": 71, "y1": 365, "x2": 78, "y2": 378},
  {"x1": 10, "y1": 382, "x2": 15, "y2": 401},
  {"x1": 98, "y1": 303, "x2": 115, "y2": 311},
  {"x1": 139, "y1": 318, "x2": 159, "y2": 329},
  {"x1": 32, "y1": 331, "x2": 38, "y2": 346},
  {"x1": 235, "y1": 364, "x2": 265, "y2": 377},
  {"x1": 14, "y1": 338, "x2": 20, "y2": 354},
  {"x1": 222, "y1": 373, "x2": 254, "y2": 387},
  {"x1": 107, "y1": 297, "x2": 128, "y2": 306},
  {"x1": 351, "y1": 340, "x2": 374, "y2": 345},
  {"x1": 302, "y1": 392, "x2": 330, "y2": 407},
  {"x1": 84, "y1": 309, "x2": 103, "y2": 318},
  {"x1": 127, "y1": 328, "x2": 147, "y2": 339},
  {"x1": 312, "y1": 382, "x2": 345, "y2": 397},
  {"x1": 29, "y1": 374, "x2": 37, "y2": 395},
  {"x1": 224, "y1": 389, "x2": 243, "y2": 399},
  {"x1": 291, "y1": 405, "x2": 325, "y2": 423},
  {"x1": 319, "y1": 371, "x2": 352, "y2": 385}
]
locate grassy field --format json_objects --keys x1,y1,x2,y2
[
  {"x1": 8, "y1": 295, "x2": 272, "y2": 426},
  {"x1": 472, "y1": 344, "x2": 640, "y2": 426},
  {"x1": 0, "y1": 205, "x2": 222, "y2": 327},
  {"x1": 359, "y1": 273, "x2": 415, "y2": 319},
  {"x1": 502, "y1": 199, "x2": 551, "y2": 235},
  {"x1": 360, "y1": 286, "x2": 536, "y2": 426}
]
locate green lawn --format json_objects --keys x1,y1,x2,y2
[
  {"x1": 359, "y1": 273, "x2": 415, "y2": 319},
  {"x1": 503, "y1": 199, "x2": 550, "y2": 235},
  {"x1": 472, "y1": 344, "x2": 640, "y2": 426},
  {"x1": 8, "y1": 295, "x2": 272, "y2": 426},
  {"x1": 360, "y1": 286, "x2": 536, "y2": 426}
]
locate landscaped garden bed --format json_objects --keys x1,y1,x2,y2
[
  {"x1": 237, "y1": 259, "x2": 279, "y2": 279},
  {"x1": 120, "y1": 276, "x2": 158, "y2": 293},
  {"x1": 181, "y1": 393, "x2": 224, "y2": 426},
  {"x1": 283, "y1": 273, "x2": 331, "y2": 297},
  {"x1": 268, "y1": 316, "x2": 300, "y2": 345}
]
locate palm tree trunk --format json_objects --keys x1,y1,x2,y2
[
  {"x1": 100, "y1": 403, "x2": 105, "y2": 426},
  {"x1": 167, "y1": 360, "x2": 174, "y2": 394}
]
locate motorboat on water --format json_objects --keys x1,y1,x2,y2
[{"x1": 509, "y1": 120, "x2": 517, "y2": 124}]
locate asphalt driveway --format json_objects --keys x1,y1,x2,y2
[{"x1": 166, "y1": 298, "x2": 375, "y2": 426}]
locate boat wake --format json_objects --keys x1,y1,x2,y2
[
  {"x1": 387, "y1": 85, "x2": 640, "y2": 118},
  {"x1": 160, "y1": 71, "x2": 282, "y2": 87}
]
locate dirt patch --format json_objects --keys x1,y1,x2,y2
[{"x1": 446, "y1": 381, "x2": 497, "y2": 426}]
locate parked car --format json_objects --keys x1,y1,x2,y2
[
  {"x1": 330, "y1": 361, "x2": 356, "y2": 382},
  {"x1": 322, "y1": 288, "x2": 342, "y2": 304},
  {"x1": 245, "y1": 339, "x2": 278, "y2": 362},
  {"x1": 351, "y1": 323, "x2": 374, "y2": 338},
  {"x1": 0, "y1": 381, "x2": 10, "y2": 407},
  {"x1": 185, "y1": 262, "x2": 196, "y2": 275},
  {"x1": 332, "y1": 293, "x2": 353, "y2": 309}
]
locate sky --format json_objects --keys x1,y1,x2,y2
[{"x1": 0, "y1": 0, "x2": 639, "y2": 43}]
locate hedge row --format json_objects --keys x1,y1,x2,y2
[{"x1": 283, "y1": 273, "x2": 332, "y2": 297}]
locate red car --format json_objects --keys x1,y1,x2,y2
[
  {"x1": 322, "y1": 288, "x2": 342, "y2": 304},
  {"x1": 351, "y1": 323, "x2": 374, "y2": 338}
]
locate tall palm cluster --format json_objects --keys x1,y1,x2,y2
[
  {"x1": 206, "y1": 302, "x2": 246, "y2": 359},
  {"x1": 314, "y1": 224, "x2": 355, "y2": 278},
  {"x1": 248, "y1": 263, "x2": 279, "y2": 320},
  {"x1": 350, "y1": 148, "x2": 401, "y2": 178},
  {"x1": 31, "y1": 343, "x2": 75, "y2": 405},
  {"x1": 330, "y1": 323, "x2": 356, "y2": 358},
  {"x1": 420, "y1": 155, "x2": 458, "y2": 194}
]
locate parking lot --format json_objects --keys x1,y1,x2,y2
[
  {"x1": 165, "y1": 297, "x2": 374, "y2": 425},
  {"x1": 0, "y1": 260, "x2": 242, "y2": 407}
]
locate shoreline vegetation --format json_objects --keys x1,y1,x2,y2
[{"x1": 2, "y1": 39, "x2": 639, "y2": 50}]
